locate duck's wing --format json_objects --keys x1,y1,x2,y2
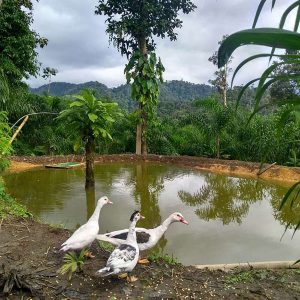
[
  {"x1": 61, "y1": 222, "x2": 97, "y2": 250},
  {"x1": 106, "y1": 243, "x2": 138, "y2": 270},
  {"x1": 97, "y1": 228, "x2": 151, "y2": 246}
]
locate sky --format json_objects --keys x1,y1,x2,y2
[{"x1": 27, "y1": 0, "x2": 295, "y2": 88}]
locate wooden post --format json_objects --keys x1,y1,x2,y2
[{"x1": 9, "y1": 115, "x2": 29, "y2": 144}]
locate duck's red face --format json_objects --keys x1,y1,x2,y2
[{"x1": 174, "y1": 213, "x2": 189, "y2": 225}]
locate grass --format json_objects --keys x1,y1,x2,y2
[
  {"x1": 0, "y1": 178, "x2": 31, "y2": 219},
  {"x1": 224, "y1": 271, "x2": 254, "y2": 285},
  {"x1": 148, "y1": 252, "x2": 181, "y2": 266},
  {"x1": 97, "y1": 240, "x2": 115, "y2": 253}
]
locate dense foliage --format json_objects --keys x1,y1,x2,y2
[
  {"x1": 57, "y1": 89, "x2": 122, "y2": 187},
  {"x1": 0, "y1": 0, "x2": 47, "y2": 87}
]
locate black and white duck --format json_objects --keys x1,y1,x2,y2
[
  {"x1": 96, "y1": 210, "x2": 144, "y2": 282},
  {"x1": 96, "y1": 212, "x2": 188, "y2": 263}
]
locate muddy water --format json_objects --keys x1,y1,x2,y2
[{"x1": 3, "y1": 162, "x2": 300, "y2": 265}]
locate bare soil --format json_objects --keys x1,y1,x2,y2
[
  {"x1": 1, "y1": 217, "x2": 300, "y2": 300},
  {"x1": 9, "y1": 154, "x2": 300, "y2": 184}
]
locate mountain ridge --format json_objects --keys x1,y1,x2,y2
[{"x1": 30, "y1": 80, "x2": 214, "y2": 111}]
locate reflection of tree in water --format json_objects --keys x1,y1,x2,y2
[
  {"x1": 178, "y1": 173, "x2": 268, "y2": 224},
  {"x1": 86, "y1": 187, "x2": 96, "y2": 220},
  {"x1": 124, "y1": 162, "x2": 182, "y2": 253},
  {"x1": 128, "y1": 163, "x2": 167, "y2": 252},
  {"x1": 269, "y1": 184, "x2": 300, "y2": 229},
  {"x1": 3, "y1": 169, "x2": 80, "y2": 215}
]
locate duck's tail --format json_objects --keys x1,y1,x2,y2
[
  {"x1": 59, "y1": 244, "x2": 69, "y2": 252},
  {"x1": 96, "y1": 234, "x2": 122, "y2": 247},
  {"x1": 96, "y1": 266, "x2": 115, "y2": 277}
]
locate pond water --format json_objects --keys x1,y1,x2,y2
[{"x1": 3, "y1": 162, "x2": 300, "y2": 265}]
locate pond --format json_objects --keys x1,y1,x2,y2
[{"x1": 3, "y1": 162, "x2": 300, "y2": 265}]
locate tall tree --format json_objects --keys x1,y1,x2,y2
[
  {"x1": 58, "y1": 89, "x2": 121, "y2": 188},
  {"x1": 95, "y1": 0, "x2": 196, "y2": 155},
  {"x1": 270, "y1": 50, "x2": 300, "y2": 102},
  {"x1": 208, "y1": 35, "x2": 232, "y2": 107},
  {"x1": 0, "y1": 0, "x2": 47, "y2": 120},
  {"x1": 0, "y1": 0, "x2": 47, "y2": 87}
]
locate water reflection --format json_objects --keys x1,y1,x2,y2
[
  {"x1": 125, "y1": 163, "x2": 168, "y2": 252},
  {"x1": 4, "y1": 162, "x2": 300, "y2": 264},
  {"x1": 178, "y1": 173, "x2": 288, "y2": 225},
  {"x1": 86, "y1": 187, "x2": 96, "y2": 219}
]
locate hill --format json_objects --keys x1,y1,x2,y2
[{"x1": 30, "y1": 80, "x2": 214, "y2": 112}]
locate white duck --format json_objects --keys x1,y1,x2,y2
[
  {"x1": 97, "y1": 211, "x2": 144, "y2": 282},
  {"x1": 60, "y1": 196, "x2": 113, "y2": 254},
  {"x1": 96, "y1": 212, "x2": 188, "y2": 262}
]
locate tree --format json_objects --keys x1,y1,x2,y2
[
  {"x1": 0, "y1": 0, "x2": 47, "y2": 88},
  {"x1": 0, "y1": 0, "x2": 48, "y2": 122},
  {"x1": 95, "y1": 0, "x2": 196, "y2": 155},
  {"x1": 58, "y1": 89, "x2": 122, "y2": 188},
  {"x1": 42, "y1": 67, "x2": 58, "y2": 95},
  {"x1": 208, "y1": 35, "x2": 232, "y2": 107},
  {"x1": 270, "y1": 50, "x2": 300, "y2": 102},
  {"x1": 194, "y1": 97, "x2": 232, "y2": 159}
]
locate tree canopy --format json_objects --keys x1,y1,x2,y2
[
  {"x1": 0, "y1": 0, "x2": 47, "y2": 88},
  {"x1": 95, "y1": 0, "x2": 197, "y2": 56}
]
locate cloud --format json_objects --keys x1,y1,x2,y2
[{"x1": 27, "y1": 0, "x2": 296, "y2": 88}]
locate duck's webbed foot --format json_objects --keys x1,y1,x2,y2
[
  {"x1": 127, "y1": 275, "x2": 138, "y2": 283},
  {"x1": 118, "y1": 273, "x2": 128, "y2": 279},
  {"x1": 138, "y1": 257, "x2": 150, "y2": 264},
  {"x1": 84, "y1": 250, "x2": 95, "y2": 259}
]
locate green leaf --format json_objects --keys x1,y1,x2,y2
[
  {"x1": 252, "y1": 0, "x2": 268, "y2": 28},
  {"x1": 70, "y1": 101, "x2": 84, "y2": 107},
  {"x1": 236, "y1": 78, "x2": 260, "y2": 110},
  {"x1": 218, "y1": 28, "x2": 300, "y2": 68},
  {"x1": 279, "y1": 181, "x2": 300, "y2": 210},
  {"x1": 88, "y1": 113, "x2": 98, "y2": 122}
]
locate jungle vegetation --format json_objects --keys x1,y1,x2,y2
[{"x1": 0, "y1": 0, "x2": 299, "y2": 183}]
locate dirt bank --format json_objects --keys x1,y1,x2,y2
[
  {"x1": 1, "y1": 217, "x2": 300, "y2": 299},
  {"x1": 9, "y1": 154, "x2": 300, "y2": 184}
]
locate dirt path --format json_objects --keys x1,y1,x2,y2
[
  {"x1": 8, "y1": 154, "x2": 300, "y2": 184},
  {"x1": 0, "y1": 218, "x2": 300, "y2": 299}
]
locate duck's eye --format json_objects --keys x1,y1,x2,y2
[{"x1": 177, "y1": 214, "x2": 180, "y2": 217}]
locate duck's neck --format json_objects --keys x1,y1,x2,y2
[
  {"x1": 157, "y1": 216, "x2": 173, "y2": 235},
  {"x1": 88, "y1": 201, "x2": 103, "y2": 223},
  {"x1": 126, "y1": 219, "x2": 138, "y2": 244}
]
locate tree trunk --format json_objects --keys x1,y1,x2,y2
[
  {"x1": 136, "y1": 37, "x2": 148, "y2": 155},
  {"x1": 222, "y1": 64, "x2": 228, "y2": 107},
  {"x1": 216, "y1": 135, "x2": 220, "y2": 159},
  {"x1": 85, "y1": 136, "x2": 95, "y2": 189}
]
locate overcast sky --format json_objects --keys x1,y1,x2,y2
[{"x1": 28, "y1": 0, "x2": 295, "y2": 88}]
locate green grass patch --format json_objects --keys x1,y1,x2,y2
[
  {"x1": 0, "y1": 179, "x2": 31, "y2": 219},
  {"x1": 148, "y1": 252, "x2": 181, "y2": 266},
  {"x1": 224, "y1": 271, "x2": 254, "y2": 285},
  {"x1": 97, "y1": 240, "x2": 115, "y2": 253}
]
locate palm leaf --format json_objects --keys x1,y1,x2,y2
[
  {"x1": 218, "y1": 28, "x2": 300, "y2": 68},
  {"x1": 231, "y1": 53, "x2": 300, "y2": 86},
  {"x1": 294, "y1": 2, "x2": 300, "y2": 31},
  {"x1": 252, "y1": 0, "x2": 268, "y2": 28},
  {"x1": 279, "y1": 181, "x2": 300, "y2": 210},
  {"x1": 236, "y1": 78, "x2": 260, "y2": 110}
]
